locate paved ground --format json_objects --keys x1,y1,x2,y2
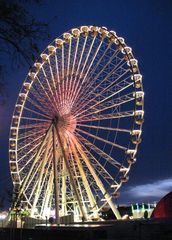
[{"x1": 0, "y1": 218, "x2": 172, "y2": 240}]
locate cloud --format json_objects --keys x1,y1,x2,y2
[{"x1": 120, "y1": 178, "x2": 172, "y2": 203}]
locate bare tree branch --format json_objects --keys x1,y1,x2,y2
[{"x1": 0, "y1": 0, "x2": 50, "y2": 104}]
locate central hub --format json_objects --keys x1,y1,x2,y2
[{"x1": 55, "y1": 113, "x2": 76, "y2": 136}]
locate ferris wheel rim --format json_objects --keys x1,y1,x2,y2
[{"x1": 9, "y1": 25, "x2": 144, "y2": 220}]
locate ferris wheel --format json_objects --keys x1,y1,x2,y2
[{"x1": 9, "y1": 26, "x2": 144, "y2": 222}]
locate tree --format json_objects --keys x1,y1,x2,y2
[
  {"x1": 0, "y1": 195, "x2": 5, "y2": 210},
  {"x1": 0, "y1": 0, "x2": 50, "y2": 103},
  {"x1": 0, "y1": 0, "x2": 50, "y2": 206},
  {"x1": 0, "y1": 65, "x2": 6, "y2": 105},
  {"x1": 0, "y1": 0, "x2": 49, "y2": 66}
]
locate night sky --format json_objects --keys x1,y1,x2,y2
[{"x1": 0, "y1": 0, "x2": 172, "y2": 206}]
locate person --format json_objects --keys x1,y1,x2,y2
[{"x1": 144, "y1": 210, "x2": 148, "y2": 219}]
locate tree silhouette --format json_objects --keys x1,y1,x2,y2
[
  {"x1": 0, "y1": 0, "x2": 49, "y2": 66},
  {"x1": 0, "y1": 0, "x2": 50, "y2": 207},
  {"x1": 0, "y1": 195, "x2": 5, "y2": 210},
  {"x1": 0, "y1": 0, "x2": 50, "y2": 103}
]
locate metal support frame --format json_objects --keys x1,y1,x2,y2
[
  {"x1": 69, "y1": 137, "x2": 98, "y2": 217},
  {"x1": 30, "y1": 131, "x2": 52, "y2": 216},
  {"x1": 52, "y1": 126, "x2": 60, "y2": 225},
  {"x1": 53, "y1": 120, "x2": 87, "y2": 221},
  {"x1": 75, "y1": 138, "x2": 121, "y2": 219},
  {"x1": 14, "y1": 125, "x2": 52, "y2": 208}
]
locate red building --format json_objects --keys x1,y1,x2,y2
[{"x1": 152, "y1": 192, "x2": 172, "y2": 218}]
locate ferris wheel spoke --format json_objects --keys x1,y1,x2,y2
[
  {"x1": 37, "y1": 54, "x2": 59, "y2": 109},
  {"x1": 70, "y1": 36, "x2": 96, "y2": 104},
  {"x1": 74, "y1": 68, "x2": 131, "y2": 118},
  {"x1": 41, "y1": 170, "x2": 54, "y2": 218},
  {"x1": 81, "y1": 40, "x2": 110, "y2": 84},
  {"x1": 78, "y1": 93, "x2": 134, "y2": 120},
  {"x1": 18, "y1": 137, "x2": 44, "y2": 154},
  {"x1": 74, "y1": 136, "x2": 121, "y2": 219},
  {"x1": 47, "y1": 57, "x2": 59, "y2": 104},
  {"x1": 15, "y1": 125, "x2": 53, "y2": 206},
  {"x1": 74, "y1": 70, "x2": 131, "y2": 117},
  {"x1": 23, "y1": 159, "x2": 43, "y2": 200},
  {"x1": 76, "y1": 61, "x2": 127, "y2": 106},
  {"x1": 29, "y1": 78, "x2": 57, "y2": 115},
  {"x1": 70, "y1": 38, "x2": 104, "y2": 105},
  {"x1": 69, "y1": 36, "x2": 88, "y2": 104},
  {"x1": 74, "y1": 47, "x2": 121, "y2": 103},
  {"x1": 18, "y1": 152, "x2": 36, "y2": 172},
  {"x1": 54, "y1": 53, "x2": 62, "y2": 106},
  {"x1": 26, "y1": 95, "x2": 54, "y2": 118},
  {"x1": 20, "y1": 116, "x2": 51, "y2": 123},
  {"x1": 84, "y1": 73, "x2": 131, "y2": 104},
  {"x1": 18, "y1": 132, "x2": 47, "y2": 152},
  {"x1": 17, "y1": 142, "x2": 45, "y2": 168},
  {"x1": 77, "y1": 123, "x2": 130, "y2": 133},
  {"x1": 61, "y1": 44, "x2": 65, "y2": 106},
  {"x1": 75, "y1": 35, "x2": 88, "y2": 77},
  {"x1": 61, "y1": 44, "x2": 65, "y2": 80},
  {"x1": 54, "y1": 125, "x2": 87, "y2": 220},
  {"x1": 80, "y1": 36, "x2": 96, "y2": 79},
  {"x1": 23, "y1": 106, "x2": 52, "y2": 120},
  {"x1": 77, "y1": 133, "x2": 125, "y2": 171},
  {"x1": 17, "y1": 141, "x2": 41, "y2": 163},
  {"x1": 76, "y1": 134, "x2": 121, "y2": 177},
  {"x1": 69, "y1": 137, "x2": 98, "y2": 211},
  {"x1": 31, "y1": 131, "x2": 53, "y2": 216},
  {"x1": 69, "y1": 148, "x2": 92, "y2": 213},
  {"x1": 23, "y1": 195, "x2": 32, "y2": 208},
  {"x1": 60, "y1": 157, "x2": 68, "y2": 216},
  {"x1": 87, "y1": 46, "x2": 120, "y2": 86},
  {"x1": 77, "y1": 110, "x2": 134, "y2": 123},
  {"x1": 28, "y1": 148, "x2": 53, "y2": 203},
  {"x1": 64, "y1": 38, "x2": 72, "y2": 104},
  {"x1": 40, "y1": 155, "x2": 53, "y2": 193},
  {"x1": 68, "y1": 150, "x2": 87, "y2": 212},
  {"x1": 28, "y1": 88, "x2": 52, "y2": 113},
  {"x1": 75, "y1": 136, "x2": 115, "y2": 184},
  {"x1": 76, "y1": 127, "x2": 127, "y2": 151},
  {"x1": 77, "y1": 91, "x2": 134, "y2": 120},
  {"x1": 18, "y1": 128, "x2": 45, "y2": 141},
  {"x1": 18, "y1": 122, "x2": 49, "y2": 130},
  {"x1": 67, "y1": 38, "x2": 79, "y2": 102},
  {"x1": 40, "y1": 66, "x2": 59, "y2": 112},
  {"x1": 67, "y1": 38, "x2": 72, "y2": 80},
  {"x1": 21, "y1": 157, "x2": 49, "y2": 206},
  {"x1": 19, "y1": 155, "x2": 41, "y2": 198},
  {"x1": 78, "y1": 41, "x2": 111, "y2": 90}
]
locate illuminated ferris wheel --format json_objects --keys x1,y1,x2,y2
[{"x1": 9, "y1": 26, "x2": 144, "y2": 222}]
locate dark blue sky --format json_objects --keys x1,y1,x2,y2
[{"x1": 0, "y1": 0, "x2": 172, "y2": 204}]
